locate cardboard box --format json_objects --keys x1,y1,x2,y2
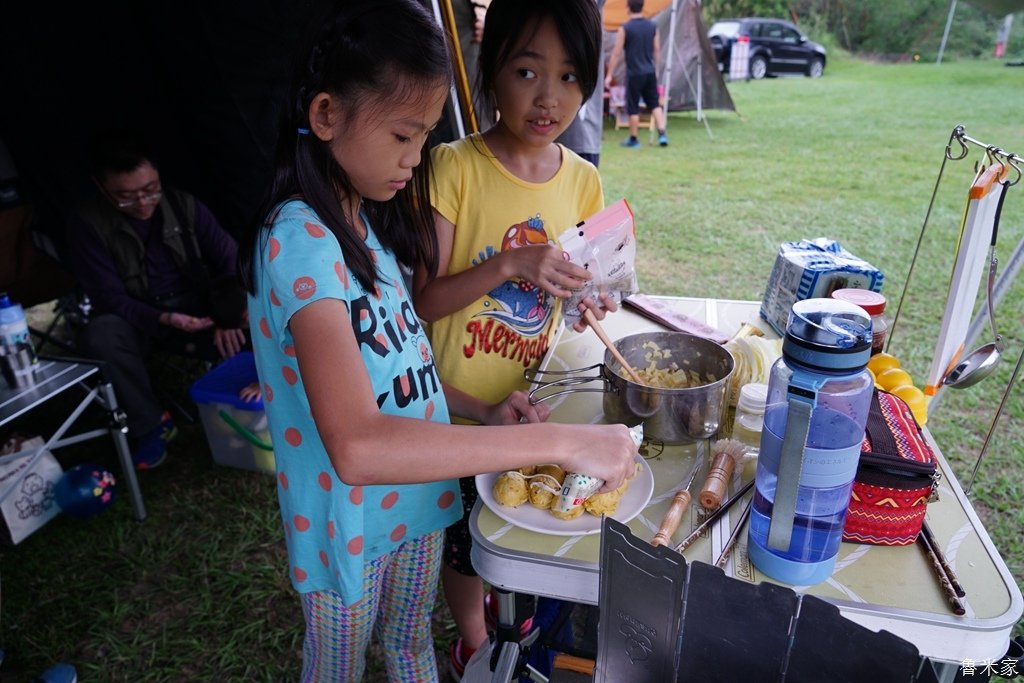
[
  {"x1": 189, "y1": 352, "x2": 274, "y2": 474},
  {"x1": 760, "y1": 238, "x2": 884, "y2": 336}
]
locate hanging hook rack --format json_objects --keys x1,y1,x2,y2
[{"x1": 889, "y1": 125, "x2": 1021, "y2": 353}]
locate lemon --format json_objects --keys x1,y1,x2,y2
[
  {"x1": 876, "y1": 367, "x2": 914, "y2": 392},
  {"x1": 867, "y1": 352, "x2": 901, "y2": 376},
  {"x1": 891, "y1": 384, "x2": 928, "y2": 425}
]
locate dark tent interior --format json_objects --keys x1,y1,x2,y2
[{"x1": 0, "y1": 0, "x2": 463, "y2": 307}]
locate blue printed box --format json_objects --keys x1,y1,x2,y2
[{"x1": 760, "y1": 238, "x2": 884, "y2": 336}]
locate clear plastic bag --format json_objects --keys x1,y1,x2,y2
[{"x1": 557, "y1": 199, "x2": 639, "y2": 327}]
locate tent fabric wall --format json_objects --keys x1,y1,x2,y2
[{"x1": 605, "y1": 0, "x2": 736, "y2": 114}]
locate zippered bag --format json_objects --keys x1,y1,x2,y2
[{"x1": 842, "y1": 389, "x2": 939, "y2": 546}]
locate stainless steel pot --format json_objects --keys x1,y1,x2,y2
[{"x1": 526, "y1": 331, "x2": 734, "y2": 444}]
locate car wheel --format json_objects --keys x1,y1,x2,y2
[
  {"x1": 750, "y1": 55, "x2": 768, "y2": 80},
  {"x1": 807, "y1": 58, "x2": 824, "y2": 78}
]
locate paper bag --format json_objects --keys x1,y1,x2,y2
[{"x1": 0, "y1": 435, "x2": 63, "y2": 545}]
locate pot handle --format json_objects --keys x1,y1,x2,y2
[{"x1": 525, "y1": 364, "x2": 611, "y2": 405}]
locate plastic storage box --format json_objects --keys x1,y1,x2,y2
[{"x1": 189, "y1": 352, "x2": 274, "y2": 474}]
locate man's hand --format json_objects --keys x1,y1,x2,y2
[
  {"x1": 162, "y1": 312, "x2": 214, "y2": 333},
  {"x1": 214, "y1": 328, "x2": 247, "y2": 359}
]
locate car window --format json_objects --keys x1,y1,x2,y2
[
  {"x1": 782, "y1": 27, "x2": 801, "y2": 43},
  {"x1": 764, "y1": 23, "x2": 784, "y2": 40},
  {"x1": 709, "y1": 21, "x2": 740, "y2": 38}
]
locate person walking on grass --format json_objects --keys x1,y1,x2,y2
[
  {"x1": 606, "y1": 0, "x2": 668, "y2": 148},
  {"x1": 237, "y1": 1, "x2": 637, "y2": 679}
]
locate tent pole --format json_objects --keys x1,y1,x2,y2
[
  {"x1": 430, "y1": 0, "x2": 468, "y2": 138},
  {"x1": 661, "y1": 0, "x2": 679, "y2": 107},
  {"x1": 937, "y1": 0, "x2": 957, "y2": 65}
]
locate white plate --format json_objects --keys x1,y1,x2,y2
[{"x1": 476, "y1": 458, "x2": 654, "y2": 536}]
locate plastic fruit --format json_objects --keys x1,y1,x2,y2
[
  {"x1": 876, "y1": 368, "x2": 914, "y2": 391},
  {"x1": 891, "y1": 384, "x2": 928, "y2": 425},
  {"x1": 867, "y1": 352, "x2": 901, "y2": 375}
]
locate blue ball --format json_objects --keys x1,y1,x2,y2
[{"x1": 55, "y1": 465, "x2": 117, "y2": 519}]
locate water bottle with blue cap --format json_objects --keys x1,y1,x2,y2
[{"x1": 747, "y1": 298, "x2": 874, "y2": 585}]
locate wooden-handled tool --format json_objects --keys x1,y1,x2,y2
[
  {"x1": 699, "y1": 438, "x2": 747, "y2": 510},
  {"x1": 582, "y1": 308, "x2": 646, "y2": 386},
  {"x1": 651, "y1": 459, "x2": 702, "y2": 547}
]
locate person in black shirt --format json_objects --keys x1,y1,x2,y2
[{"x1": 606, "y1": 0, "x2": 668, "y2": 148}]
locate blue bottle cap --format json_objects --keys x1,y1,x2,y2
[{"x1": 783, "y1": 298, "x2": 872, "y2": 372}]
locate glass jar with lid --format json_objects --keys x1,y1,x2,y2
[
  {"x1": 732, "y1": 382, "x2": 768, "y2": 455},
  {"x1": 830, "y1": 288, "x2": 889, "y2": 355}
]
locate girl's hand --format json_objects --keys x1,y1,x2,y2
[
  {"x1": 571, "y1": 292, "x2": 620, "y2": 333},
  {"x1": 502, "y1": 245, "x2": 592, "y2": 299},
  {"x1": 560, "y1": 423, "x2": 638, "y2": 494},
  {"x1": 238, "y1": 382, "x2": 262, "y2": 402},
  {"x1": 482, "y1": 390, "x2": 551, "y2": 426}
]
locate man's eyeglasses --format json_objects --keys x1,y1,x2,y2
[{"x1": 114, "y1": 190, "x2": 162, "y2": 209}]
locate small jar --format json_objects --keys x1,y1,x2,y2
[
  {"x1": 831, "y1": 288, "x2": 889, "y2": 355},
  {"x1": 732, "y1": 382, "x2": 768, "y2": 455}
]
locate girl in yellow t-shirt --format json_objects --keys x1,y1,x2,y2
[{"x1": 413, "y1": 0, "x2": 616, "y2": 674}]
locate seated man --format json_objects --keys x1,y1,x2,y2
[{"x1": 66, "y1": 130, "x2": 246, "y2": 470}]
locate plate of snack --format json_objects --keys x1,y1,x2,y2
[{"x1": 475, "y1": 457, "x2": 654, "y2": 536}]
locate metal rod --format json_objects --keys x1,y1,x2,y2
[{"x1": 966, "y1": 340, "x2": 1024, "y2": 495}]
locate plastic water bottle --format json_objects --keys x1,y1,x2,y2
[
  {"x1": 0, "y1": 292, "x2": 37, "y2": 363},
  {"x1": 747, "y1": 298, "x2": 874, "y2": 585}
]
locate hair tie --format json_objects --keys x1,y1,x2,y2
[{"x1": 297, "y1": 128, "x2": 310, "y2": 136}]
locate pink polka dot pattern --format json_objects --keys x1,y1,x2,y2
[
  {"x1": 294, "y1": 515, "x2": 311, "y2": 532},
  {"x1": 285, "y1": 427, "x2": 302, "y2": 447},
  {"x1": 381, "y1": 491, "x2": 399, "y2": 509},
  {"x1": 327, "y1": 521, "x2": 336, "y2": 539},
  {"x1": 347, "y1": 536, "x2": 364, "y2": 554},
  {"x1": 318, "y1": 471, "x2": 333, "y2": 491},
  {"x1": 269, "y1": 288, "x2": 281, "y2": 306},
  {"x1": 278, "y1": 471, "x2": 288, "y2": 489},
  {"x1": 319, "y1": 550, "x2": 330, "y2": 568},
  {"x1": 375, "y1": 333, "x2": 388, "y2": 350},
  {"x1": 268, "y1": 237, "x2": 281, "y2": 261},
  {"x1": 282, "y1": 366, "x2": 298, "y2": 385},
  {"x1": 259, "y1": 318, "x2": 271, "y2": 338},
  {"x1": 438, "y1": 490, "x2": 456, "y2": 509},
  {"x1": 349, "y1": 487, "x2": 364, "y2": 505},
  {"x1": 284, "y1": 345, "x2": 296, "y2": 357},
  {"x1": 304, "y1": 221, "x2": 327, "y2": 238},
  {"x1": 293, "y1": 566, "x2": 308, "y2": 582},
  {"x1": 293, "y1": 276, "x2": 317, "y2": 300},
  {"x1": 334, "y1": 261, "x2": 348, "y2": 288},
  {"x1": 424, "y1": 401, "x2": 435, "y2": 420},
  {"x1": 264, "y1": 384, "x2": 274, "y2": 402},
  {"x1": 390, "y1": 525, "x2": 407, "y2": 542}
]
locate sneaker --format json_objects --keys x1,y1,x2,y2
[
  {"x1": 132, "y1": 412, "x2": 176, "y2": 470},
  {"x1": 620, "y1": 137, "x2": 641, "y2": 148},
  {"x1": 484, "y1": 590, "x2": 534, "y2": 636},
  {"x1": 448, "y1": 638, "x2": 474, "y2": 682},
  {"x1": 33, "y1": 662, "x2": 78, "y2": 683},
  {"x1": 659, "y1": 133, "x2": 669, "y2": 147}
]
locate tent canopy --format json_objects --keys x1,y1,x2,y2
[{"x1": 605, "y1": 0, "x2": 735, "y2": 114}]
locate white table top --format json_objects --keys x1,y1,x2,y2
[{"x1": 469, "y1": 296, "x2": 1023, "y2": 666}]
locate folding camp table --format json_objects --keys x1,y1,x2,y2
[
  {"x1": 0, "y1": 357, "x2": 146, "y2": 521},
  {"x1": 470, "y1": 296, "x2": 1022, "y2": 681}
]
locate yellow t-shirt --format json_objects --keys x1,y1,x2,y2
[{"x1": 429, "y1": 134, "x2": 604, "y2": 409}]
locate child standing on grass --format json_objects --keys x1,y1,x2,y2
[
  {"x1": 237, "y1": 1, "x2": 636, "y2": 681},
  {"x1": 412, "y1": 0, "x2": 612, "y2": 675}
]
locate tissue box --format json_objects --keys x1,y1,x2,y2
[
  {"x1": 189, "y1": 352, "x2": 275, "y2": 474},
  {"x1": 760, "y1": 238, "x2": 884, "y2": 336}
]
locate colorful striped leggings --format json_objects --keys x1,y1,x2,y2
[{"x1": 300, "y1": 530, "x2": 443, "y2": 682}]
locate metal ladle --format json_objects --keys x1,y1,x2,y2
[{"x1": 943, "y1": 183, "x2": 1007, "y2": 389}]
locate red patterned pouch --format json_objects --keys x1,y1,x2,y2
[{"x1": 842, "y1": 389, "x2": 939, "y2": 546}]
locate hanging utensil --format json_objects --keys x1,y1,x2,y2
[{"x1": 943, "y1": 175, "x2": 1009, "y2": 389}]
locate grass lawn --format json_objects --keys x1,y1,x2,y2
[{"x1": 1, "y1": 57, "x2": 1022, "y2": 681}]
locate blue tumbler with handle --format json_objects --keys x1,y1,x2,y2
[{"x1": 747, "y1": 298, "x2": 874, "y2": 585}]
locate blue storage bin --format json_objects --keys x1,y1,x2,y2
[{"x1": 189, "y1": 352, "x2": 274, "y2": 473}]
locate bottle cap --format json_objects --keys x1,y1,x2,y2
[
  {"x1": 784, "y1": 298, "x2": 872, "y2": 372},
  {"x1": 737, "y1": 382, "x2": 769, "y2": 415},
  {"x1": 830, "y1": 288, "x2": 886, "y2": 316}
]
